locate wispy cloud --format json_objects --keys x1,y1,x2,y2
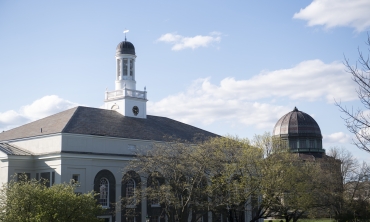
[
  {"x1": 324, "y1": 132, "x2": 352, "y2": 143},
  {"x1": 0, "y1": 95, "x2": 78, "y2": 131},
  {"x1": 293, "y1": 0, "x2": 370, "y2": 32},
  {"x1": 157, "y1": 32, "x2": 221, "y2": 51},
  {"x1": 0, "y1": 59, "x2": 357, "y2": 135},
  {"x1": 148, "y1": 59, "x2": 356, "y2": 129}
]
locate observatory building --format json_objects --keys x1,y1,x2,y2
[{"x1": 273, "y1": 107, "x2": 325, "y2": 158}]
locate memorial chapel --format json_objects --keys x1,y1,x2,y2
[
  {"x1": 0, "y1": 38, "x2": 220, "y2": 222},
  {"x1": 0, "y1": 36, "x2": 330, "y2": 222}
]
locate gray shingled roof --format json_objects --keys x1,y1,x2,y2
[
  {"x1": 0, "y1": 106, "x2": 218, "y2": 142},
  {"x1": 0, "y1": 143, "x2": 33, "y2": 155}
]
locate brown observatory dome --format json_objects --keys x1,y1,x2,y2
[{"x1": 273, "y1": 107, "x2": 324, "y2": 154}]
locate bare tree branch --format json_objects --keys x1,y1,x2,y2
[{"x1": 336, "y1": 33, "x2": 370, "y2": 153}]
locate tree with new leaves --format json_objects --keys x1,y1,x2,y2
[
  {"x1": 0, "y1": 175, "x2": 104, "y2": 222},
  {"x1": 336, "y1": 34, "x2": 370, "y2": 153},
  {"x1": 124, "y1": 134, "x2": 325, "y2": 222},
  {"x1": 123, "y1": 136, "x2": 262, "y2": 222},
  {"x1": 123, "y1": 140, "x2": 211, "y2": 222},
  {"x1": 251, "y1": 133, "x2": 323, "y2": 222},
  {"x1": 200, "y1": 136, "x2": 262, "y2": 222}
]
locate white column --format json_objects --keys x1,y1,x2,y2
[
  {"x1": 141, "y1": 176, "x2": 147, "y2": 222},
  {"x1": 116, "y1": 59, "x2": 119, "y2": 81},
  {"x1": 132, "y1": 59, "x2": 135, "y2": 80},
  {"x1": 120, "y1": 59, "x2": 124, "y2": 80},
  {"x1": 116, "y1": 182, "x2": 122, "y2": 222}
]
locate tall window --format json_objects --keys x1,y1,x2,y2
[
  {"x1": 150, "y1": 179, "x2": 160, "y2": 206},
  {"x1": 126, "y1": 179, "x2": 135, "y2": 206},
  {"x1": 129, "y1": 60, "x2": 134, "y2": 76},
  {"x1": 123, "y1": 59, "x2": 128, "y2": 76},
  {"x1": 289, "y1": 140, "x2": 297, "y2": 149},
  {"x1": 100, "y1": 178, "x2": 109, "y2": 207},
  {"x1": 309, "y1": 140, "x2": 315, "y2": 149},
  {"x1": 317, "y1": 140, "x2": 322, "y2": 149}
]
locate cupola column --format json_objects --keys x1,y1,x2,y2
[
  {"x1": 127, "y1": 59, "x2": 131, "y2": 77},
  {"x1": 120, "y1": 59, "x2": 124, "y2": 80}
]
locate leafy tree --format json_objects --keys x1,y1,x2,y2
[
  {"x1": 251, "y1": 133, "x2": 338, "y2": 222},
  {"x1": 123, "y1": 140, "x2": 209, "y2": 222},
  {"x1": 123, "y1": 136, "x2": 262, "y2": 222},
  {"x1": 0, "y1": 175, "x2": 104, "y2": 222},
  {"x1": 336, "y1": 34, "x2": 370, "y2": 153},
  {"x1": 124, "y1": 134, "x2": 325, "y2": 222},
  {"x1": 201, "y1": 136, "x2": 262, "y2": 222}
]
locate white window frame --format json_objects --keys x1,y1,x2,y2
[
  {"x1": 150, "y1": 179, "x2": 160, "y2": 207},
  {"x1": 100, "y1": 177, "x2": 109, "y2": 208},
  {"x1": 126, "y1": 178, "x2": 136, "y2": 208}
]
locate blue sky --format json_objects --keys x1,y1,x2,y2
[{"x1": 1, "y1": 0, "x2": 370, "y2": 160}]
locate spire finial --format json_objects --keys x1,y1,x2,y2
[
  {"x1": 123, "y1": 29, "x2": 129, "y2": 41},
  {"x1": 293, "y1": 106, "x2": 298, "y2": 112}
]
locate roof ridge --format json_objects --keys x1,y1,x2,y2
[
  {"x1": 61, "y1": 106, "x2": 81, "y2": 133},
  {"x1": 0, "y1": 142, "x2": 33, "y2": 155},
  {"x1": 4, "y1": 107, "x2": 78, "y2": 133}
]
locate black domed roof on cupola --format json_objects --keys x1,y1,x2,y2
[
  {"x1": 273, "y1": 107, "x2": 322, "y2": 138},
  {"x1": 116, "y1": 40, "x2": 135, "y2": 55}
]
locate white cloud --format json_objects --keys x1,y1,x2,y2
[
  {"x1": 324, "y1": 132, "x2": 352, "y2": 143},
  {"x1": 293, "y1": 0, "x2": 370, "y2": 32},
  {"x1": 148, "y1": 59, "x2": 357, "y2": 129},
  {"x1": 20, "y1": 95, "x2": 78, "y2": 121},
  {"x1": 0, "y1": 110, "x2": 28, "y2": 130},
  {"x1": 157, "y1": 32, "x2": 221, "y2": 51},
  {"x1": 149, "y1": 95, "x2": 289, "y2": 129},
  {"x1": 0, "y1": 95, "x2": 79, "y2": 131}
]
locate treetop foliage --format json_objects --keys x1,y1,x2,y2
[
  {"x1": 0, "y1": 174, "x2": 104, "y2": 222},
  {"x1": 123, "y1": 134, "x2": 328, "y2": 222}
]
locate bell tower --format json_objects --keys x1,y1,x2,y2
[{"x1": 104, "y1": 34, "x2": 147, "y2": 118}]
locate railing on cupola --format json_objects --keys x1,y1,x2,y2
[{"x1": 105, "y1": 88, "x2": 147, "y2": 100}]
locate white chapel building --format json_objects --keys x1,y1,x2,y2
[{"x1": 0, "y1": 38, "x2": 262, "y2": 222}]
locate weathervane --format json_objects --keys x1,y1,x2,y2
[{"x1": 123, "y1": 29, "x2": 129, "y2": 41}]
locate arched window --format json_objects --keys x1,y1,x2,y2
[
  {"x1": 123, "y1": 59, "x2": 128, "y2": 76},
  {"x1": 122, "y1": 171, "x2": 141, "y2": 222},
  {"x1": 129, "y1": 59, "x2": 134, "y2": 76},
  {"x1": 126, "y1": 179, "x2": 135, "y2": 206},
  {"x1": 100, "y1": 177, "x2": 109, "y2": 207},
  {"x1": 150, "y1": 179, "x2": 160, "y2": 206}
]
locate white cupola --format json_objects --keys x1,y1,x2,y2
[
  {"x1": 104, "y1": 37, "x2": 147, "y2": 118},
  {"x1": 115, "y1": 38, "x2": 136, "y2": 90}
]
